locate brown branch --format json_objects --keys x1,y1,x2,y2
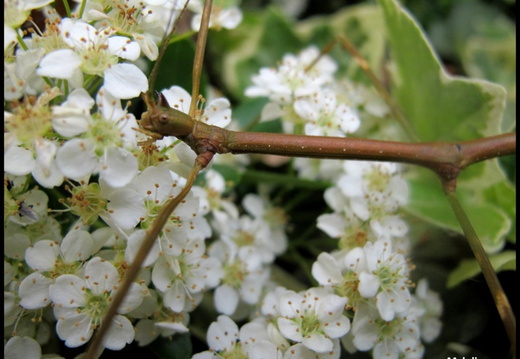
[{"x1": 223, "y1": 130, "x2": 516, "y2": 186}]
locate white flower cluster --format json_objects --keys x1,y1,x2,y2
[
  {"x1": 245, "y1": 46, "x2": 362, "y2": 138},
  {"x1": 4, "y1": 1, "x2": 443, "y2": 358},
  {"x1": 4, "y1": 0, "x2": 246, "y2": 357},
  {"x1": 210, "y1": 47, "x2": 443, "y2": 358}
]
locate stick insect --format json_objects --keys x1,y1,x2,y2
[{"x1": 86, "y1": 1, "x2": 516, "y2": 357}]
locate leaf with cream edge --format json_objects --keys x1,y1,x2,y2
[{"x1": 377, "y1": 0, "x2": 514, "y2": 263}]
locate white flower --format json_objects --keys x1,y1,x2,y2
[
  {"x1": 210, "y1": 238, "x2": 271, "y2": 315},
  {"x1": 134, "y1": 303, "x2": 190, "y2": 346},
  {"x1": 322, "y1": 161, "x2": 410, "y2": 244},
  {"x1": 54, "y1": 88, "x2": 139, "y2": 187},
  {"x1": 337, "y1": 161, "x2": 408, "y2": 220},
  {"x1": 18, "y1": 229, "x2": 95, "y2": 309},
  {"x1": 347, "y1": 240, "x2": 412, "y2": 321},
  {"x1": 349, "y1": 302, "x2": 423, "y2": 358},
  {"x1": 312, "y1": 252, "x2": 345, "y2": 286},
  {"x1": 294, "y1": 89, "x2": 360, "y2": 137},
  {"x1": 4, "y1": 0, "x2": 55, "y2": 29},
  {"x1": 242, "y1": 193, "x2": 288, "y2": 256},
  {"x1": 261, "y1": 286, "x2": 290, "y2": 318},
  {"x1": 245, "y1": 46, "x2": 337, "y2": 105},
  {"x1": 213, "y1": 267, "x2": 270, "y2": 316},
  {"x1": 49, "y1": 257, "x2": 143, "y2": 349},
  {"x1": 192, "y1": 316, "x2": 282, "y2": 359},
  {"x1": 311, "y1": 250, "x2": 366, "y2": 312},
  {"x1": 4, "y1": 88, "x2": 64, "y2": 188},
  {"x1": 4, "y1": 47, "x2": 46, "y2": 100},
  {"x1": 81, "y1": 0, "x2": 179, "y2": 61},
  {"x1": 4, "y1": 213, "x2": 62, "y2": 258},
  {"x1": 284, "y1": 341, "x2": 342, "y2": 359},
  {"x1": 151, "y1": 238, "x2": 222, "y2": 312},
  {"x1": 215, "y1": 213, "x2": 282, "y2": 272},
  {"x1": 412, "y1": 279, "x2": 443, "y2": 343},
  {"x1": 191, "y1": 169, "x2": 239, "y2": 232},
  {"x1": 276, "y1": 287, "x2": 350, "y2": 353},
  {"x1": 161, "y1": 85, "x2": 232, "y2": 128},
  {"x1": 317, "y1": 202, "x2": 377, "y2": 251},
  {"x1": 36, "y1": 18, "x2": 148, "y2": 99},
  {"x1": 103, "y1": 165, "x2": 210, "y2": 244}
]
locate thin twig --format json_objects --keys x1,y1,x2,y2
[
  {"x1": 337, "y1": 35, "x2": 419, "y2": 142},
  {"x1": 446, "y1": 192, "x2": 516, "y2": 354},
  {"x1": 84, "y1": 162, "x2": 204, "y2": 359}
]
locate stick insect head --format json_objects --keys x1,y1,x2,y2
[{"x1": 140, "y1": 91, "x2": 195, "y2": 138}]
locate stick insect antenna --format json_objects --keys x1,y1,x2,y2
[
  {"x1": 144, "y1": 0, "x2": 191, "y2": 108},
  {"x1": 189, "y1": 0, "x2": 213, "y2": 117}
]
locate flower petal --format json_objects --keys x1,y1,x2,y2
[
  {"x1": 214, "y1": 284, "x2": 239, "y2": 315},
  {"x1": 302, "y1": 332, "x2": 333, "y2": 353},
  {"x1": 61, "y1": 230, "x2": 94, "y2": 262},
  {"x1": 56, "y1": 138, "x2": 97, "y2": 180},
  {"x1": 277, "y1": 317, "x2": 303, "y2": 342},
  {"x1": 207, "y1": 315, "x2": 239, "y2": 351},
  {"x1": 56, "y1": 313, "x2": 93, "y2": 348},
  {"x1": 163, "y1": 281, "x2": 186, "y2": 313},
  {"x1": 161, "y1": 85, "x2": 192, "y2": 114},
  {"x1": 4, "y1": 145, "x2": 34, "y2": 176},
  {"x1": 102, "y1": 314, "x2": 135, "y2": 350},
  {"x1": 202, "y1": 98, "x2": 231, "y2": 128},
  {"x1": 99, "y1": 147, "x2": 138, "y2": 188},
  {"x1": 19, "y1": 272, "x2": 53, "y2": 309},
  {"x1": 108, "y1": 36, "x2": 140, "y2": 61},
  {"x1": 25, "y1": 240, "x2": 59, "y2": 271},
  {"x1": 37, "y1": 49, "x2": 81, "y2": 79},
  {"x1": 322, "y1": 315, "x2": 351, "y2": 339},
  {"x1": 4, "y1": 336, "x2": 42, "y2": 359},
  {"x1": 312, "y1": 252, "x2": 343, "y2": 285},
  {"x1": 84, "y1": 257, "x2": 119, "y2": 295},
  {"x1": 104, "y1": 63, "x2": 148, "y2": 99},
  {"x1": 106, "y1": 187, "x2": 146, "y2": 231},
  {"x1": 358, "y1": 272, "x2": 380, "y2": 298},
  {"x1": 50, "y1": 274, "x2": 87, "y2": 308}
]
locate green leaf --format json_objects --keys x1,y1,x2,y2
[
  {"x1": 428, "y1": 1, "x2": 516, "y2": 133},
  {"x1": 461, "y1": 20, "x2": 516, "y2": 134},
  {"x1": 377, "y1": 0, "x2": 507, "y2": 142},
  {"x1": 447, "y1": 250, "x2": 516, "y2": 288},
  {"x1": 405, "y1": 167, "x2": 512, "y2": 253},
  {"x1": 379, "y1": 0, "x2": 514, "y2": 253},
  {"x1": 149, "y1": 333, "x2": 192, "y2": 359}
]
